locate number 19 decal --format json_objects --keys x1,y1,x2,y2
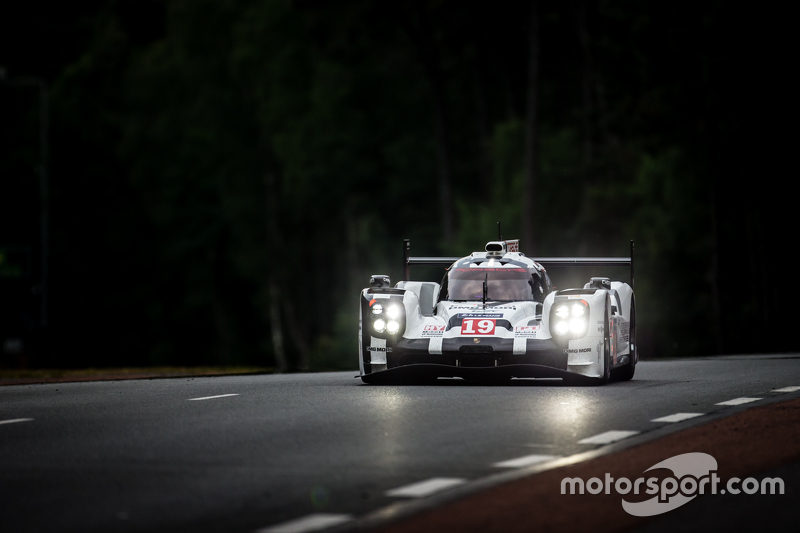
[{"x1": 461, "y1": 318, "x2": 496, "y2": 335}]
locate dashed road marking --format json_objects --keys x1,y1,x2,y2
[
  {"x1": 651, "y1": 413, "x2": 705, "y2": 423},
  {"x1": 255, "y1": 513, "x2": 353, "y2": 533},
  {"x1": 187, "y1": 394, "x2": 239, "y2": 401},
  {"x1": 385, "y1": 477, "x2": 467, "y2": 498},
  {"x1": 492, "y1": 454, "x2": 558, "y2": 468},
  {"x1": 0, "y1": 418, "x2": 34, "y2": 426},
  {"x1": 772, "y1": 386, "x2": 800, "y2": 393},
  {"x1": 715, "y1": 397, "x2": 762, "y2": 406},
  {"x1": 577, "y1": 430, "x2": 639, "y2": 445}
]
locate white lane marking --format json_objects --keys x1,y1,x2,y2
[
  {"x1": 772, "y1": 386, "x2": 800, "y2": 393},
  {"x1": 187, "y1": 394, "x2": 239, "y2": 401},
  {"x1": 715, "y1": 397, "x2": 762, "y2": 406},
  {"x1": 651, "y1": 413, "x2": 704, "y2": 423},
  {"x1": 492, "y1": 454, "x2": 558, "y2": 468},
  {"x1": 0, "y1": 418, "x2": 34, "y2": 426},
  {"x1": 255, "y1": 513, "x2": 353, "y2": 533},
  {"x1": 385, "y1": 477, "x2": 467, "y2": 498},
  {"x1": 578, "y1": 430, "x2": 639, "y2": 445}
]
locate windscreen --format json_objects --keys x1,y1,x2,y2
[{"x1": 446, "y1": 267, "x2": 534, "y2": 301}]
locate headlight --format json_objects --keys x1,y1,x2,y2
[
  {"x1": 550, "y1": 299, "x2": 589, "y2": 340},
  {"x1": 363, "y1": 294, "x2": 405, "y2": 338},
  {"x1": 386, "y1": 305, "x2": 401, "y2": 319},
  {"x1": 569, "y1": 317, "x2": 586, "y2": 334}
]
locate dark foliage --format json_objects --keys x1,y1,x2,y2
[{"x1": 0, "y1": 1, "x2": 793, "y2": 370}]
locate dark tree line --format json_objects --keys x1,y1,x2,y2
[{"x1": 0, "y1": 1, "x2": 794, "y2": 370}]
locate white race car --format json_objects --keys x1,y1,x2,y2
[{"x1": 359, "y1": 239, "x2": 637, "y2": 384}]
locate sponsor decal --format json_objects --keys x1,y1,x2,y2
[
  {"x1": 504, "y1": 240, "x2": 519, "y2": 252},
  {"x1": 565, "y1": 347, "x2": 592, "y2": 353},
  {"x1": 515, "y1": 326, "x2": 539, "y2": 338},
  {"x1": 457, "y1": 313, "x2": 503, "y2": 319},
  {"x1": 421, "y1": 325, "x2": 445, "y2": 337},
  {"x1": 449, "y1": 305, "x2": 516, "y2": 311},
  {"x1": 367, "y1": 346, "x2": 392, "y2": 352},
  {"x1": 461, "y1": 318, "x2": 496, "y2": 335},
  {"x1": 561, "y1": 453, "x2": 784, "y2": 517},
  {"x1": 620, "y1": 321, "x2": 629, "y2": 342}
]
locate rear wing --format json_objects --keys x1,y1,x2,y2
[{"x1": 402, "y1": 239, "x2": 635, "y2": 292}]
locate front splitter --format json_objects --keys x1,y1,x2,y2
[{"x1": 359, "y1": 363, "x2": 596, "y2": 384}]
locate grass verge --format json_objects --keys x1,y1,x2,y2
[{"x1": 0, "y1": 366, "x2": 273, "y2": 385}]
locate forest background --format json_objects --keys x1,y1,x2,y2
[{"x1": 0, "y1": 1, "x2": 794, "y2": 371}]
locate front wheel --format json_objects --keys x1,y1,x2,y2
[
  {"x1": 613, "y1": 297, "x2": 636, "y2": 381},
  {"x1": 593, "y1": 297, "x2": 612, "y2": 385}
]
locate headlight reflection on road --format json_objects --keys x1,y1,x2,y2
[
  {"x1": 368, "y1": 389, "x2": 417, "y2": 466},
  {"x1": 533, "y1": 393, "x2": 596, "y2": 438}
]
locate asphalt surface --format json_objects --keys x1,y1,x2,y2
[{"x1": 1, "y1": 354, "x2": 799, "y2": 533}]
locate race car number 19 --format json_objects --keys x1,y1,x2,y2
[{"x1": 461, "y1": 318, "x2": 496, "y2": 335}]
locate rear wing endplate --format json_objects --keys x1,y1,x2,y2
[{"x1": 402, "y1": 239, "x2": 635, "y2": 292}]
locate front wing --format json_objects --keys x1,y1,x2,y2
[{"x1": 360, "y1": 336, "x2": 581, "y2": 383}]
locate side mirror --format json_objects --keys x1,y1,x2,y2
[
  {"x1": 369, "y1": 275, "x2": 391, "y2": 289},
  {"x1": 590, "y1": 277, "x2": 612, "y2": 290}
]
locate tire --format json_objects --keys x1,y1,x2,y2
[
  {"x1": 613, "y1": 297, "x2": 637, "y2": 381},
  {"x1": 594, "y1": 296, "x2": 612, "y2": 385}
]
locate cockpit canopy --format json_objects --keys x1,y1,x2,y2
[{"x1": 440, "y1": 266, "x2": 550, "y2": 303}]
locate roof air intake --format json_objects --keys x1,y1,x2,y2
[{"x1": 485, "y1": 241, "x2": 505, "y2": 257}]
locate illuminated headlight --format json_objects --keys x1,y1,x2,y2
[
  {"x1": 550, "y1": 299, "x2": 589, "y2": 340},
  {"x1": 569, "y1": 318, "x2": 586, "y2": 334},
  {"x1": 373, "y1": 319, "x2": 386, "y2": 333},
  {"x1": 371, "y1": 303, "x2": 383, "y2": 315},
  {"x1": 386, "y1": 305, "x2": 401, "y2": 319},
  {"x1": 386, "y1": 320, "x2": 400, "y2": 334}
]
